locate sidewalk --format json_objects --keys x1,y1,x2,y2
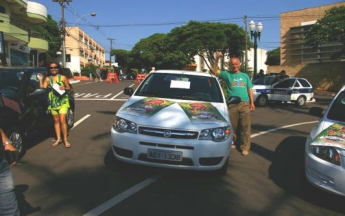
[{"x1": 313, "y1": 89, "x2": 337, "y2": 96}]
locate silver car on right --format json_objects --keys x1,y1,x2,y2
[{"x1": 305, "y1": 85, "x2": 345, "y2": 197}]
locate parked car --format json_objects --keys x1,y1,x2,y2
[
  {"x1": 253, "y1": 77, "x2": 314, "y2": 106},
  {"x1": 0, "y1": 67, "x2": 75, "y2": 154},
  {"x1": 110, "y1": 70, "x2": 240, "y2": 173},
  {"x1": 305, "y1": 85, "x2": 345, "y2": 197}
]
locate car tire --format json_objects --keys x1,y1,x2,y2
[
  {"x1": 66, "y1": 108, "x2": 74, "y2": 130},
  {"x1": 295, "y1": 96, "x2": 306, "y2": 106},
  {"x1": 7, "y1": 129, "x2": 25, "y2": 155},
  {"x1": 256, "y1": 95, "x2": 268, "y2": 107}
]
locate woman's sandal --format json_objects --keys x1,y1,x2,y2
[
  {"x1": 64, "y1": 140, "x2": 71, "y2": 148},
  {"x1": 52, "y1": 139, "x2": 62, "y2": 147}
]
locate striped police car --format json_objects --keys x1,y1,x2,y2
[{"x1": 253, "y1": 77, "x2": 314, "y2": 106}]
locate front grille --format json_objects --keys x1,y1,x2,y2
[
  {"x1": 138, "y1": 154, "x2": 194, "y2": 166},
  {"x1": 139, "y1": 127, "x2": 198, "y2": 139},
  {"x1": 139, "y1": 141, "x2": 194, "y2": 150}
]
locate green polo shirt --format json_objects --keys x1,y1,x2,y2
[{"x1": 219, "y1": 70, "x2": 253, "y2": 102}]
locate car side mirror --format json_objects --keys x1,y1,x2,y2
[
  {"x1": 227, "y1": 96, "x2": 241, "y2": 106},
  {"x1": 309, "y1": 107, "x2": 324, "y2": 117},
  {"x1": 28, "y1": 88, "x2": 47, "y2": 97},
  {"x1": 124, "y1": 87, "x2": 134, "y2": 96}
]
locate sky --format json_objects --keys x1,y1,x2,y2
[{"x1": 32, "y1": 0, "x2": 342, "y2": 59}]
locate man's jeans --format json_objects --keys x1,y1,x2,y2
[
  {"x1": 0, "y1": 158, "x2": 20, "y2": 216},
  {"x1": 228, "y1": 101, "x2": 251, "y2": 151}
]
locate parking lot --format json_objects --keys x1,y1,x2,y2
[{"x1": 10, "y1": 80, "x2": 345, "y2": 216}]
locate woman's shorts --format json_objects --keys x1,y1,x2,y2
[{"x1": 51, "y1": 107, "x2": 68, "y2": 115}]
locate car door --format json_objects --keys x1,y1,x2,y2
[
  {"x1": 20, "y1": 69, "x2": 51, "y2": 133},
  {"x1": 270, "y1": 79, "x2": 295, "y2": 102}
]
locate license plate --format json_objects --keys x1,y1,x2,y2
[{"x1": 147, "y1": 149, "x2": 183, "y2": 162}]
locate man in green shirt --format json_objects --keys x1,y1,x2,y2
[{"x1": 213, "y1": 52, "x2": 255, "y2": 156}]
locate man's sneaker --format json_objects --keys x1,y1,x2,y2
[
  {"x1": 242, "y1": 150, "x2": 249, "y2": 156},
  {"x1": 231, "y1": 145, "x2": 236, "y2": 149}
]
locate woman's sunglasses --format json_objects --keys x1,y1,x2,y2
[{"x1": 50, "y1": 66, "x2": 58, "y2": 69}]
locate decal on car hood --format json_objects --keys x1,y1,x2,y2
[
  {"x1": 121, "y1": 98, "x2": 175, "y2": 118},
  {"x1": 311, "y1": 122, "x2": 345, "y2": 150},
  {"x1": 178, "y1": 102, "x2": 227, "y2": 124},
  {"x1": 119, "y1": 97, "x2": 228, "y2": 124}
]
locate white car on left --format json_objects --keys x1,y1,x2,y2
[{"x1": 110, "y1": 70, "x2": 240, "y2": 173}]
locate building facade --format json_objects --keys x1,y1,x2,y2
[
  {"x1": 64, "y1": 27, "x2": 106, "y2": 74},
  {"x1": 0, "y1": 0, "x2": 48, "y2": 67},
  {"x1": 280, "y1": 2, "x2": 345, "y2": 65}
]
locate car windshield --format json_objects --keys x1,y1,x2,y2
[
  {"x1": 327, "y1": 91, "x2": 345, "y2": 122},
  {"x1": 135, "y1": 73, "x2": 223, "y2": 103},
  {"x1": 0, "y1": 69, "x2": 24, "y2": 94},
  {"x1": 253, "y1": 76, "x2": 278, "y2": 85}
]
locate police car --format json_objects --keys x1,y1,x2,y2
[{"x1": 253, "y1": 77, "x2": 314, "y2": 106}]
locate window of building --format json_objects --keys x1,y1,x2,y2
[{"x1": 0, "y1": 5, "x2": 5, "y2": 14}]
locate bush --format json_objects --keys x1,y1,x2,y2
[{"x1": 81, "y1": 63, "x2": 97, "y2": 77}]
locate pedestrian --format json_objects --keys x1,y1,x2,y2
[
  {"x1": 213, "y1": 52, "x2": 255, "y2": 156},
  {"x1": 256, "y1": 69, "x2": 264, "y2": 79},
  {"x1": 0, "y1": 128, "x2": 20, "y2": 216},
  {"x1": 279, "y1": 70, "x2": 289, "y2": 80},
  {"x1": 149, "y1": 67, "x2": 155, "y2": 73},
  {"x1": 96, "y1": 67, "x2": 103, "y2": 82},
  {"x1": 38, "y1": 62, "x2": 72, "y2": 148}
]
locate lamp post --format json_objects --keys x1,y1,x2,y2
[
  {"x1": 61, "y1": 12, "x2": 96, "y2": 68},
  {"x1": 249, "y1": 20, "x2": 263, "y2": 80}
]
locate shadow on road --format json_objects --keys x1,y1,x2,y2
[
  {"x1": 268, "y1": 136, "x2": 345, "y2": 215},
  {"x1": 15, "y1": 185, "x2": 41, "y2": 215}
]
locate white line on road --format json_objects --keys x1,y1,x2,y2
[
  {"x1": 71, "y1": 114, "x2": 91, "y2": 130},
  {"x1": 83, "y1": 120, "x2": 319, "y2": 215},
  {"x1": 110, "y1": 84, "x2": 135, "y2": 100},
  {"x1": 83, "y1": 173, "x2": 166, "y2": 216},
  {"x1": 250, "y1": 120, "x2": 318, "y2": 138}
]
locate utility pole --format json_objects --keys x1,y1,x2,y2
[
  {"x1": 107, "y1": 38, "x2": 115, "y2": 72},
  {"x1": 244, "y1": 15, "x2": 248, "y2": 73},
  {"x1": 53, "y1": 0, "x2": 72, "y2": 68}
]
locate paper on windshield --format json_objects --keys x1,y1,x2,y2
[
  {"x1": 311, "y1": 123, "x2": 345, "y2": 150},
  {"x1": 170, "y1": 80, "x2": 190, "y2": 89}
]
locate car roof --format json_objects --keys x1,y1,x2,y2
[{"x1": 154, "y1": 70, "x2": 215, "y2": 77}]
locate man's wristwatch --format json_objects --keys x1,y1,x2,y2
[{"x1": 3, "y1": 141, "x2": 13, "y2": 146}]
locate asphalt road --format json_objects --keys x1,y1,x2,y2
[{"x1": 11, "y1": 80, "x2": 345, "y2": 216}]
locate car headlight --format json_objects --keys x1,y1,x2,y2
[
  {"x1": 311, "y1": 145, "x2": 341, "y2": 166},
  {"x1": 112, "y1": 116, "x2": 137, "y2": 134},
  {"x1": 199, "y1": 126, "x2": 231, "y2": 142}
]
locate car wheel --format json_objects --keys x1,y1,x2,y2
[
  {"x1": 7, "y1": 129, "x2": 24, "y2": 155},
  {"x1": 295, "y1": 96, "x2": 306, "y2": 106},
  {"x1": 256, "y1": 95, "x2": 268, "y2": 107},
  {"x1": 66, "y1": 108, "x2": 74, "y2": 130}
]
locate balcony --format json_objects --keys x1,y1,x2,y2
[
  {"x1": 0, "y1": 15, "x2": 29, "y2": 44},
  {"x1": 26, "y1": 1, "x2": 47, "y2": 24},
  {"x1": 28, "y1": 32, "x2": 48, "y2": 52},
  {"x1": 4, "y1": 0, "x2": 27, "y2": 15}
]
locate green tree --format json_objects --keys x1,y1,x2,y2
[
  {"x1": 111, "y1": 49, "x2": 131, "y2": 73},
  {"x1": 32, "y1": 15, "x2": 61, "y2": 60},
  {"x1": 168, "y1": 21, "x2": 250, "y2": 72},
  {"x1": 130, "y1": 33, "x2": 190, "y2": 70},
  {"x1": 265, "y1": 47, "x2": 280, "y2": 65},
  {"x1": 305, "y1": 6, "x2": 345, "y2": 59}
]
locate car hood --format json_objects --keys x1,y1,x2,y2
[
  {"x1": 116, "y1": 96, "x2": 230, "y2": 130},
  {"x1": 309, "y1": 119, "x2": 345, "y2": 151}
]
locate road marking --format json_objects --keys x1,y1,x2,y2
[
  {"x1": 71, "y1": 114, "x2": 91, "y2": 130},
  {"x1": 250, "y1": 120, "x2": 318, "y2": 138},
  {"x1": 83, "y1": 119, "x2": 319, "y2": 215},
  {"x1": 83, "y1": 173, "x2": 166, "y2": 216}
]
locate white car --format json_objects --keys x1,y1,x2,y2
[
  {"x1": 110, "y1": 70, "x2": 239, "y2": 173},
  {"x1": 305, "y1": 85, "x2": 345, "y2": 196},
  {"x1": 253, "y1": 77, "x2": 314, "y2": 106}
]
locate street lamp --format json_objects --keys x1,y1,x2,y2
[
  {"x1": 61, "y1": 13, "x2": 96, "y2": 68},
  {"x1": 249, "y1": 20, "x2": 263, "y2": 80}
]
